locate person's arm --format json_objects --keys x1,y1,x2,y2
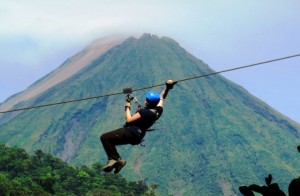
[
  {"x1": 125, "y1": 101, "x2": 141, "y2": 123},
  {"x1": 157, "y1": 79, "x2": 176, "y2": 107},
  {"x1": 157, "y1": 89, "x2": 168, "y2": 108}
]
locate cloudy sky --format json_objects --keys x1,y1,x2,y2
[{"x1": 1, "y1": 0, "x2": 300, "y2": 123}]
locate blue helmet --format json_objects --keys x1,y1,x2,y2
[{"x1": 145, "y1": 91, "x2": 160, "y2": 105}]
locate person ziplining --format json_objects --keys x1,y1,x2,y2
[{"x1": 100, "y1": 79, "x2": 177, "y2": 174}]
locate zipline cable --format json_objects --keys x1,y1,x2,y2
[
  {"x1": 0, "y1": 53, "x2": 300, "y2": 114},
  {"x1": 132, "y1": 53, "x2": 300, "y2": 91}
]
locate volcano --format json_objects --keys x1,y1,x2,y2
[{"x1": 0, "y1": 33, "x2": 299, "y2": 195}]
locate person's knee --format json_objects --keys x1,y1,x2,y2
[{"x1": 100, "y1": 133, "x2": 106, "y2": 142}]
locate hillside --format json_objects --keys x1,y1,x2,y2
[{"x1": 0, "y1": 33, "x2": 300, "y2": 195}]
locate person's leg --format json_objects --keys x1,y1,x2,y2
[
  {"x1": 100, "y1": 127, "x2": 134, "y2": 172},
  {"x1": 100, "y1": 128, "x2": 123, "y2": 160}
]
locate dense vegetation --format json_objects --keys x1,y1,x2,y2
[{"x1": 0, "y1": 143, "x2": 155, "y2": 195}]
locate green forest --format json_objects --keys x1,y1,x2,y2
[{"x1": 0, "y1": 143, "x2": 155, "y2": 195}]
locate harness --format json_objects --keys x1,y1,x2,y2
[{"x1": 149, "y1": 109, "x2": 159, "y2": 120}]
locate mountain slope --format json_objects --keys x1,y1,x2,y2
[{"x1": 0, "y1": 33, "x2": 299, "y2": 195}]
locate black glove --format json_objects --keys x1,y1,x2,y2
[
  {"x1": 166, "y1": 81, "x2": 177, "y2": 89},
  {"x1": 126, "y1": 94, "x2": 134, "y2": 102}
]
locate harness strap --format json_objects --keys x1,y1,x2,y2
[{"x1": 149, "y1": 109, "x2": 159, "y2": 120}]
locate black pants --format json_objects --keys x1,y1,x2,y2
[{"x1": 100, "y1": 127, "x2": 141, "y2": 160}]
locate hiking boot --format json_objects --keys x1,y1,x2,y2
[
  {"x1": 103, "y1": 159, "x2": 117, "y2": 172},
  {"x1": 114, "y1": 159, "x2": 126, "y2": 174}
]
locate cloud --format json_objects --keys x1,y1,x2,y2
[
  {"x1": 1, "y1": 0, "x2": 300, "y2": 68},
  {"x1": 1, "y1": 1, "x2": 213, "y2": 39}
]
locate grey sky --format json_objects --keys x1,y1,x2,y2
[{"x1": 1, "y1": 0, "x2": 300, "y2": 122}]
